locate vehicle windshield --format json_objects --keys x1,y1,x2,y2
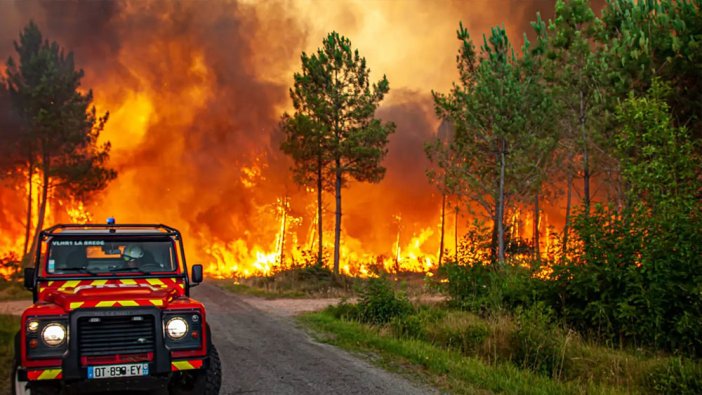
[{"x1": 46, "y1": 239, "x2": 177, "y2": 275}]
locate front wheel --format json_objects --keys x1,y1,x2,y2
[
  {"x1": 11, "y1": 361, "x2": 60, "y2": 395},
  {"x1": 11, "y1": 333, "x2": 60, "y2": 395},
  {"x1": 169, "y1": 344, "x2": 222, "y2": 395}
]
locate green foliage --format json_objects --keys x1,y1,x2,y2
[
  {"x1": 280, "y1": 31, "x2": 395, "y2": 273},
  {"x1": 0, "y1": 85, "x2": 23, "y2": 177},
  {"x1": 3, "y1": 21, "x2": 115, "y2": 258},
  {"x1": 600, "y1": 0, "x2": 702, "y2": 148},
  {"x1": 541, "y1": 82, "x2": 702, "y2": 355},
  {"x1": 357, "y1": 276, "x2": 413, "y2": 325},
  {"x1": 434, "y1": 20, "x2": 555, "y2": 262},
  {"x1": 424, "y1": 311, "x2": 491, "y2": 355},
  {"x1": 648, "y1": 357, "x2": 702, "y2": 395},
  {"x1": 301, "y1": 310, "x2": 610, "y2": 395},
  {"x1": 512, "y1": 304, "x2": 568, "y2": 377},
  {"x1": 0, "y1": 278, "x2": 31, "y2": 301},
  {"x1": 5, "y1": 21, "x2": 116, "y2": 199},
  {"x1": 438, "y1": 262, "x2": 541, "y2": 314},
  {"x1": 326, "y1": 299, "x2": 360, "y2": 321},
  {"x1": 389, "y1": 314, "x2": 425, "y2": 340},
  {"x1": 232, "y1": 264, "x2": 357, "y2": 298},
  {"x1": 0, "y1": 315, "x2": 20, "y2": 392}
]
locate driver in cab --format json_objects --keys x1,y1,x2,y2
[
  {"x1": 122, "y1": 244, "x2": 146, "y2": 270},
  {"x1": 121, "y1": 244, "x2": 161, "y2": 272}
]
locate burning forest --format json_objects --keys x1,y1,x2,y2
[
  {"x1": 0, "y1": 0, "x2": 572, "y2": 279},
  {"x1": 3, "y1": 0, "x2": 702, "y2": 387}
]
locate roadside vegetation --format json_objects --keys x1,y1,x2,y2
[
  {"x1": 300, "y1": 276, "x2": 702, "y2": 394},
  {"x1": 216, "y1": 265, "x2": 434, "y2": 300},
  {"x1": 0, "y1": 315, "x2": 20, "y2": 393},
  {"x1": 0, "y1": 280, "x2": 31, "y2": 301},
  {"x1": 0, "y1": 256, "x2": 31, "y2": 301},
  {"x1": 297, "y1": 1, "x2": 702, "y2": 392}
]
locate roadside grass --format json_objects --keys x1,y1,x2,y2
[
  {"x1": 215, "y1": 267, "x2": 437, "y2": 299},
  {"x1": 0, "y1": 280, "x2": 31, "y2": 301},
  {"x1": 300, "y1": 300, "x2": 702, "y2": 395},
  {"x1": 215, "y1": 281, "x2": 308, "y2": 299},
  {"x1": 299, "y1": 310, "x2": 620, "y2": 395},
  {"x1": 0, "y1": 315, "x2": 20, "y2": 393}
]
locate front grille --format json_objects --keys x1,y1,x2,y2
[{"x1": 78, "y1": 315, "x2": 156, "y2": 356}]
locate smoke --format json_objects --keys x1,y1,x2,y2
[{"x1": 0, "y1": 0, "x2": 559, "y2": 269}]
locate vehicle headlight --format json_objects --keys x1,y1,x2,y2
[
  {"x1": 27, "y1": 319, "x2": 40, "y2": 333},
  {"x1": 41, "y1": 323, "x2": 66, "y2": 347},
  {"x1": 166, "y1": 317, "x2": 188, "y2": 340}
]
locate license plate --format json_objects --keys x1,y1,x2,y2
[{"x1": 87, "y1": 363, "x2": 149, "y2": 379}]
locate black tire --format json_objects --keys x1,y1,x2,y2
[
  {"x1": 11, "y1": 333, "x2": 61, "y2": 395},
  {"x1": 11, "y1": 354, "x2": 26, "y2": 395},
  {"x1": 24, "y1": 384, "x2": 60, "y2": 395},
  {"x1": 169, "y1": 344, "x2": 221, "y2": 395},
  {"x1": 12, "y1": 361, "x2": 60, "y2": 395}
]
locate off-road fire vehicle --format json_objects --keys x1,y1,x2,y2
[{"x1": 12, "y1": 221, "x2": 221, "y2": 395}]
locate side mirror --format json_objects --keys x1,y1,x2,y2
[
  {"x1": 191, "y1": 264, "x2": 203, "y2": 286},
  {"x1": 24, "y1": 268, "x2": 35, "y2": 290}
]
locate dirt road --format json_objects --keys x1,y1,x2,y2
[
  {"x1": 193, "y1": 284, "x2": 435, "y2": 395},
  {"x1": 1, "y1": 285, "x2": 434, "y2": 394}
]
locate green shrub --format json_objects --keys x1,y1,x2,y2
[
  {"x1": 439, "y1": 262, "x2": 501, "y2": 313},
  {"x1": 390, "y1": 314, "x2": 425, "y2": 339},
  {"x1": 424, "y1": 310, "x2": 491, "y2": 355},
  {"x1": 439, "y1": 262, "x2": 541, "y2": 315},
  {"x1": 357, "y1": 276, "x2": 413, "y2": 325},
  {"x1": 0, "y1": 315, "x2": 20, "y2": 392},
  {"x1": 326, "y1": 299, "x2": 360, "y2": 321},
  {"x1": 648, "y1": 357, "x2": 702, "y2": 394},
  {"x1": 512, "y1": 303, "x2": 568, "y2": 377}
]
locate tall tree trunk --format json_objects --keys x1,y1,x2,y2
[
  {"x1": 497, "y1": 142, "x2": 506, "y2": 263},
  {"x1": 333, "y1": 159, "x2": 342, "y2": 275},
  {"x1": 563, "y1": 170, "x2": 573, "y2": 259},
  {"x1": 279, "y1": 199, "x2": 287, "y2": 266},
  {"x1": 491, "y1": 209, "x2": 498, "y2": 261},
  {"x1": 533, "y1": 190, "x2": 540, "y2": 261},
  {"x1": 454, "y1": 206, "x2": 459, "y2": 263},
  {"x1": 438, "y1": 193, "x2": 446, "y2": 267},
  {"x1": 29, "y1": 160, "x2": 49, "y2": 258},
  {"x1": 22, "y1": 158, "x2": 34, "y2": 259},
  {"x1": 580, "y1": 90, "x2": 590, "y2": 216},
  {"x1": 316, "y1": 155, "x2": 323, "y2": 266}
]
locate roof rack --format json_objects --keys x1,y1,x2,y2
[{"x1": 40, "y1": 224, "x2": 181, "y2": 238}]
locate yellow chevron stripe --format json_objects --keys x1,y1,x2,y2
[
  {"x1": 120, "y1": 279, "x2": 137, "y2": 285},
  {"x1": 172, "y1": 361, "x2": 195, "y2": 370},
  {"x1": 59, "y1": 280, "x2": 80, "y2": 290},
  {"x1": 146, "y1": 278, "x2": 165, "y2": 287},
  {"x1": 118, "y1": 300, "x2": 139, "y2": 307},
  {"x1": 149, "y1": 299, "x2": 163, "y2": 306},
  {"x1": 96, "y1": 301, "x2": 117, "y2": 308},
  {"x1": 48, "y1": 281, "x2": 54, "y2": 286},
  {"x1": 37, "y1": 369, "x2": 61, "y2": 380},
  {"x1": 91, "y1": 279, "x2": 108, "y2": 286},
  {"x1": 70, "y1": 302, "x2": 84, "y2": 309}
]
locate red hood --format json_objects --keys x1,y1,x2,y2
[{"x1": 36, "y1": 278, "x2": 185, "y2": 311}]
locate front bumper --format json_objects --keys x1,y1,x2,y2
[
  {"x1": 22, "y1": 358, "x2": 206, "y2": 382},
  {"x1": 20, "y1": 307, "x2": 206, "y2": 387}
]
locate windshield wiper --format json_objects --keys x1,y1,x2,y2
[
  {"x1": 109, "y1": 266, "x2": 151, "y2": 274},
  {"x1": 58, "y1": 267, "x2": 99, "y2": 275}
]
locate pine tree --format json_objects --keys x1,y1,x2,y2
[
  {"x1": 435, "y1": 24, "x2": 554, "y2": 263},
  {"x1": 547, "y1": 0, "x2": 603, "y2": 220},
  {"x1": 4, "y1": 21, "x2": 116, "y2": 258},
  {"x1": 281, "y1": 32, "x2": 395, "y2": 274}
]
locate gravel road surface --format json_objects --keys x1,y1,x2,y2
[
  {"x1": 193, "y1": 283, "x2": 435, "y2": 395},
  {"x1": 1, "y1": 285, "x2": 435, "y2": 394}
]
